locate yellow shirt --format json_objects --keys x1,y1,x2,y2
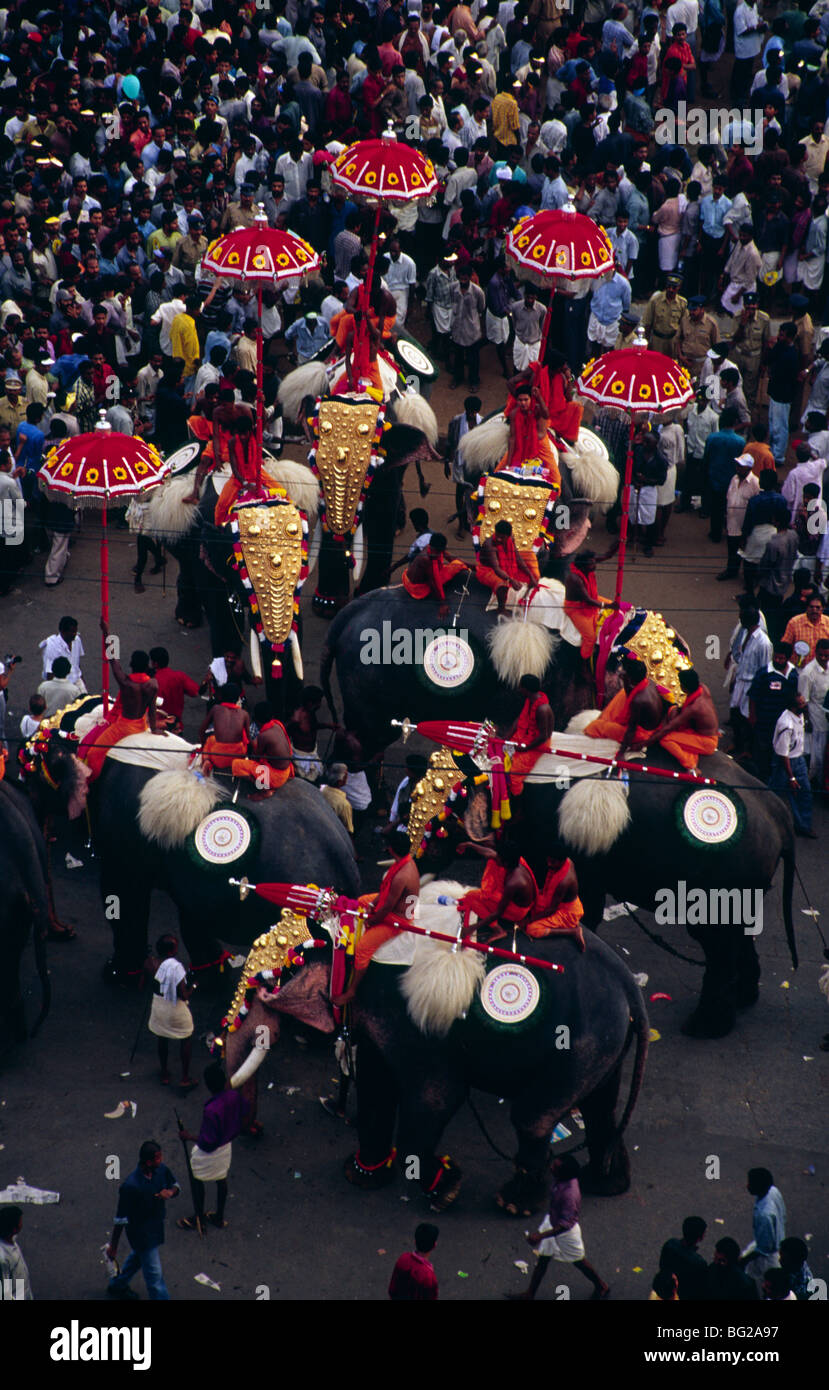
[
  {"x1": 491, "y1": 92, "x2": 519, "y2": 146},
  {"x1": 169, "y1": 312, "x2": 200, "y2": 377}
]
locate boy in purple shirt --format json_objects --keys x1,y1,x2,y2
[
  {"x1": 508, "y1": 1154, "x2": 610, "y2": 1300},
  {"x1": 177, "y1": 1063, "x2": 246, "y2": 1231}
]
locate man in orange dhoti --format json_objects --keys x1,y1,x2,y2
[
  {"x1": 476, "y1": 521, "x2": 539, "y2": 614},
  {"x1": 639, "y1": 667, "x2": 719, "y2": 769},
  {"x1": 402, "y1": 533, "x2": 469, "y2": 620},
  {"x1": 331, "y1": 829, "x2": 421, "y2": 1005},
  {"x1": 81, "y1": 625, "x2": 160, "y2": 781},
  {"x1": 526, "y1": 857, "x2": 585, "y2": 950},
  {"x1": 584, "y1": 657, "x2": 666, "y2": 757},
  {"x1": 563, "y1": 552, "x2": 613, "y2": 662},
  {"x1": 499, "y1": 367, "x2": 564, "y2": 492},
  {"x1": 229, "y1": 700, "x2": 296, "y2": 794},
  {"x1": 508, "y1": 674, "x2": 556, "y2": 796},
  {"x1": 457, "y1": 841, "x2": 538, "y2": 943},
  {"x1": 198, "y1": 685, "x2": 250, "y2": 774}
]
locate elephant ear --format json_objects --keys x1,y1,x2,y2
[{"x1": 269, "y1": 961, "x2": 335, "y2": 1034}]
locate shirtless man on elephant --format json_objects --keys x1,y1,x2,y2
[
  {"x1": 640, "y1": 667, "x2": 719, "y2": 770},
  {"x1": 331, "y1": 828, "x2": 420, "y2": 1006},
  {"x1": 457, "y1": 839, "x2": 538, "y2": 943},
  {"x1": 585, "y1": 655, "x2": 665, "y2": 758}
]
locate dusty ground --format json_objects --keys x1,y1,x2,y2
[{"x1": 1, "y1": 298, "x2": 828, "y2": 1305}]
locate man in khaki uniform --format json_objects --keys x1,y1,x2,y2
[
  {"x1": 0, "y1": 373, "x2": 27, "y2": 442},
  {"x1": 641, "y1": 273, "x2": 686, "y2": 358},
  {"x1": 730, "y1": 291, "x2": 771, "y2": 402},
  {"x1": 790, "y1": 292, "x2": 815, "y2": 425},
  {"x1": 614, "y1": 309, "x2": 641, "y2": 350},
  {"x1": 171, "y1": 213, "x2": 208, "y2": 288},
  {"x1": 219, "y1": 185, "x2": 258, "y2": 234},
  {"x1": 679, "y1": 295, "x2": 719, "y2": 378}
]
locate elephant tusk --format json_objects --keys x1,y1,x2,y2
[{"x1": 229, "y1": 1043, "x2": 269, "y2": 1088}]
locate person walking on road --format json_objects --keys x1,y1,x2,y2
[
  {"x1": 106, "y1": 1140, "x2": 179, "y2": 1300},
  {"x1": 508, "y1": 1155, "x2": 610, "y2": 1300}
]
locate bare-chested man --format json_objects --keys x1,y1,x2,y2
[
  {"x1": 584, "y1": 656, "x2": 665, "y2": 758},
  {"x1": 331, "y1": 827, "x2": 420, "y2": 1005},
  {"x1": 402, "y1": 532, "x2": 468, "y2": 620},
  {"x1": 457, "y1": 839, "x2": 538, "y2": 943},
  {"x1": 476, "y1": 521, "x2": 538, "y2": 614},
  {"x1": 198, "y1": 683, "x2": 250, "y2": 773},
  {"x1": 640, "y1": 666, "x2": 719, "y2": 769},
  {"x1": 81, "y1": 621, "x2": 159, "y2": 779},
  {"x1": 231, "y1": 699, "x2": 295, "y2": 794},
  {"x1": 287, "y1": 684, "x2": 339, "y2": 782}
]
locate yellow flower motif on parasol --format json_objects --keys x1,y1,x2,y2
[
  {"x1": 227, "y1": 252, "x2": 240, "y2": 265},
  {"x1": 637, "y1": 384, "x2": 652, "y2": 399},
  {"x1": 365, "y1": 170, "x2": 377, "y2": 184},
  {"x1": 276, "y1": 252, "x2": 290, "y2": 267},
  {"x1": 252, "y1": 253, "x2": 267, "y2": 270},
  {"x1": 410, "y1": 171, "x2": 421, "y2": 185},
  {"x1": 112, "y1": 466, "x2": 128, "y2": 481},
  {"x1": 424, "y1": 160, "x2": 435, "y2": 179},
  {"x1": 135, "y1": 460, "x2": 148, "y2": 475},
  {"x1": 597, "y1": 244, "x2": 610, "y2": 260},
  {"x1": 663, "y1": 381, "x2": 675, "y2": 396},
  {"x1": 345, "y1": 162, "x2": 357, "y2": 176},
  {"x1": 388, "y1": 172, "x2": 399, "y2": 186},
  {"x1": 590, "y1": 371, "x2": 605, "y2": 387},
  {"x1": 532, "y1": 245, "x2": 547, "y2": 260},
  {"x1": 611, "y1": 379, "x2": 626, "y2": 395},
  {"x1": 85, "y1": 467, "x2": 99, "y2": 484},
  {"x1": 555, "y1": 247, "x2": 568, "y2": 265},
  {"x1": 517, "y1": 235, "x2": 531, "y2": 249},
  {"x1": 580, "y1": 251, "x2": 593, "y2": 266},
  {"x1": 60, "y1": 461, "x2": 73, "y2": 477}
]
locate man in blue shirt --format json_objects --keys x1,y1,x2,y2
[
  {"x1": 106, "y1": 1140, "x2": 179, "y2": 1300},
  {"x1": 702, "y1": 404, "x2": 745, "y2": 541},
  {"x1": 741, "y1": 1167, "x2": 786, "y2": 1285},
  {"x1": 699, "y1": 177, "x2": 732, "y2": 299},
  {"x1": 14, "y1": 401, "x2": 46, "y2": 510},
  {"x1": 588, "y1": 264, "x2": 632, "y2": 352},
  {"x1": 284, "y1": 310, "x2": 330, "y2": 364}
]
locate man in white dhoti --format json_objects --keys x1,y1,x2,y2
[
  {"x1": 177, "y1": 1064, "x2": 247, "y2": 1231},
  {"x1": 148, "y1": 934, "x2": 196, "y2": 1089},
  {"x1": 385, "y1": 237, "x2": 418, "y2": 328}
]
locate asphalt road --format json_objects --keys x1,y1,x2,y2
[{"x1": 1, "y1": 304, "x2": 828, "y2": 1304}]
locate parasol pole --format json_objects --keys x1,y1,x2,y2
[
  {"x1": 101, "y1": 494, "x2": 110, "y2": 715},
  {"x1": 357, "y1": 200, "x2": 383, "y2": 367},
  {"x1": 614, "y1": 413, "x2": 635, "y2": 606},
  {"x1": 538, "y1": 285, "x2": 555, "y2": 365},
  {"x1": 256, "y1": 279, "x2": 264, "y2": 484}
]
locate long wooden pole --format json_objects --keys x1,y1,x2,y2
[{"x1": 614, "y1": 414, "x2": 635, "y2": 605}]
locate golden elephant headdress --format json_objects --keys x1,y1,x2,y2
[
  {"x1": 230, "y1": 497, "x2": 309, "y2": 677},
  {"x1": 220, "y1": 910, "x2": 312, "y2": 1033},
  {"x1": 308, "y1": 396, "x2": 385, "y2": 542}
]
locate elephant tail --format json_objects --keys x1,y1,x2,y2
[
  {"x1": 609, "y1": 990, "x2": 649, "y2": 1154},
  {"x1": 782, "y1": 838, "x2": 799, "y2": 971}
]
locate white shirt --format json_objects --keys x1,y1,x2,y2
[
  {"x1": 667, "y1": 0, "x2": 699, "y2": 34},
  {"x1": 150, "y1": 298, "x2": 186, "y2": 355},
  {"x1": 274, "y1": 150, "x2": 313, "y2": 207},
  {"x1": 731, "y1": 626, "x2": 773, "y2": 715},
  {"x1": 345, "y1": 770, "x2": 372, "y2": 811},
  {"x1": 385, "y1": 252, "x2": 417, "y2": 293},
  {"x1": 39, "y1": 632, "x2": 85, "y2": 684},
  {"x1": 734, "y1": 2, "x2": 763, "y2": 59},
  {"x1": 799, "y1": 657, "x2": 829, "y2": 733},
  {"x1": 772, "y1": 708, "x2": 805, "y2": 758}
]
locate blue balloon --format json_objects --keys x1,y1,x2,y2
[{"x1": 122, "y1": 75, "x2": 140, "y2": 100}]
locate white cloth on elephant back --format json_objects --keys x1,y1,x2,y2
[
  {"x1": 489, "y1": 577, "x2": 583, "y2": 647},
  {"x1": 190, "y1": 1142, "x2": 232, "y2": 1182},
  {"x1": 537, "y1": 1216, "x2": 585, "y2": 1261},
  {"x1": 525, "y1": 734, "x2": 626, "y2": 783},
  {"x1": 106, "y1": 730, "x2": 197, "y2": 772},
  {"x1": 148, "y1": 996, "x2": 194, "y2": 1039}
]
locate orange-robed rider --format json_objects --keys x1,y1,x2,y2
[
  {"x1": 508, "y1": 674, "x2": 555, "y2": 796},
  {"x1": 640, "y1": 666, "x2": 719, "y2": 770},
  {"x1": 80, "y1": 621, "x2": 159, "y2": 780},
  {"x1": 475, "y1": 520, "x2": 539, "y2": 615},
  {"x1": 526, "y1": 856, "x2": 585, "y2": 949},
  {"x1": 331, "y1": 828, "x2": 421, "y2": 1005},
  {"x1": 402, "y1": 531, "x2": 469, "y2": 620},
  {"x1": 563, "y1": 550, "x2": 613, "y2": 662},
  {"x1": 457, "y1": 839, "x2": 538, "y2": 943},
  {"x1": 584, "y1": 656, "x2": 665, "y2": 758}
]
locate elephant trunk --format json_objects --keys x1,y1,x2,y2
[
  {"x1": 782, "y1": 842, "x2": 799, "y2": 971},
  {"x1": 605, "y1": 990, "x2": 649, "y2": 1160}
]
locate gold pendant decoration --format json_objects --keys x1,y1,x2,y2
[
  {"x1": 310, "y1": 397, "x2": 384, "y2": 539},
  {"x1": 623, "y1": 610, "x2": 692, "y2": 706},
  {"x1": 474, "y1": 472, "x2": 555, "y2": 556},
  {"x1": 220, "y1": 910, "x2": 311, "y2": 1033},
  {"x1": 408, "y1": 747, "x2": 464, "y2": 857},
  {"x1": 230, "y1": 498, "x2": 309, "y2": 676}
]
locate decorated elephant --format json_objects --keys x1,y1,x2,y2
[
  {"x1": 220, "y1": 882, "x2": 648, "y2": 1211},
  {"x1": 21, "y1": 705, "x2": 360, "y2": 984},
  {"x1": 0, "y1": 781, "x2": 51, "y2": 1055},
  {"x1": 408, "y1": 710, "x2": 798, "y2": 1041}
]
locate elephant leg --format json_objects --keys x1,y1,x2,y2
[
  {"x1": 578, "y1": 1063, "x2": 631, "y2": 1196},
  {"x1": 682, "y1": 927, "x2": 738, "y2": 1038},
  {"x1": 734, "y1": 934, "x2": 761, "y2": 1008},
  {"x1": 396, "y1": 1071, "x2": 467, "y2": 1212},
  {"x1": 101, "y1": 866, "x2": 151, "y2": 987},
  {"x1": 346, "y1": 1036, "x2": 399, "y2": 1190},
  {"x1": 0, "y1": 903, "x2": 29, "y2": 1054},
  {"x1": 495, "y1": 1086, "x2": 561, "y2": 1217}
]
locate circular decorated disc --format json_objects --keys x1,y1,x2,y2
[
  {"x1": 421, "y1": 634, "x2": 476, "y2": 690},
  {"x1": 165, "y1": 441, "x2": 202, "y2": 475},
  {"x1": 193, "y1": 809, "x2": 252, "y2": 865},
  {"x1": 480, "y1": 964, "x2": 540, "y2": 1024},
  {"x1": 680, "y1": 788, "x2": 742, "y2": 846}
]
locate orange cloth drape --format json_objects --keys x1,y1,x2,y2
[
  {"x1": 402, "y1": 557, "x2": 467, "y2": 600},
  {"x1": 353, "y1": 856, "x2": 414, "y2": 969},
  {"x1": 584, "y1": 679, "x2": 651, "y2": 741},
  {"x1": 229, "y1": 759, "x2": 294, "y2": 786},
  {"x1": 460, "y1": 857, "x2": 538, "y2": 928},
  {"x1": 526, "y1": 858, "x2": 585, "y2": 948},
  {"x1": 658, "y1": 731, "x2": 718, "y2": 770},
  {"x1": 81, "y1": 715, "x2": 149, "y2": 781},
  {"x1": 201, "y1": 735, "x2": 247, "y2": 773}
]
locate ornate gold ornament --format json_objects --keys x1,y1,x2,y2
[
  {"x1": 223, "y1": 909, "x2": 311, "y2": 1029},
  {"x1": 235, "y1": 501, "x2": 304, "y2": 646},
  {"x1": 477, "y1": 473, "x2": 553, "y2": 553},
  {"x1": 625, "y1": 610, "x2": 692, "y2": 705},
  {"x1": 314, "y1": 398, "x2": 380, "y2": 535},
  {"x1": 407, "y1": 747, "x2": 462, "y2": 849}
]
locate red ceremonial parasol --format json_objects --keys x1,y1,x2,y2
[
  {"x1": 331, "y1": 126, "x2": 438, "y2": 353},
  {"x1": 202, "y1": 213, "x2": 320, "y2": 468},
  {"x1": 39, "y1": 415, "x2": 170, "y2": 712},
  {"x1": 505, "y1": 202, "x2": 615, "y2": 363},
  {"x1": 577, "y1": 330, "x2": 694, "y2": 603}
]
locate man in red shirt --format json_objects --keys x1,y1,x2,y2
[
  {"x1": 149, "y1": 647, "x2": 200, "y2": 733},
  {"x1": 388, "y1": 1223, "x2": 439, "y2": 1300}
]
